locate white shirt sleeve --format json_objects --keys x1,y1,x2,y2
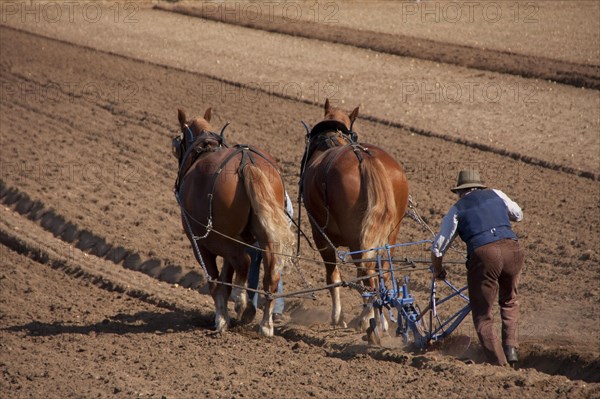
[
  {"x1": 431, "y1": 206, "x2": 459, "y2": 258},
  {"x1": 493, "y1": 189, "x2": 523, "y2": 222}
]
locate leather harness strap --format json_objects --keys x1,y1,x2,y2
[
  {"x1": 175, "y1": 130, "x2": 228, "y2": 193},
  {"x1": 179, "y1": 143, "x2": 286, "y2": 236}
]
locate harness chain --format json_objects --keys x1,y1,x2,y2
[
  {"x1": 405, "y1": 195, "x2": 436, "y2": 238},
  {"x1": 175, "y1": 189, "x2": 213, "y2": 284}
]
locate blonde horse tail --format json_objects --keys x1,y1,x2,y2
[
  {"x1": 359, "y1": 157, "x2": 397, "y2": 256},
  {"x1": 242, "y1": 164, "x2": 293, "y2": 271}
]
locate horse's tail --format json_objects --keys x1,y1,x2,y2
[
  {"x1": 242, "y1": 164, "x2": 293, "y2": 271},
  {"x1": 359, "y1": 156, "x2": 398, "y2": 256}
]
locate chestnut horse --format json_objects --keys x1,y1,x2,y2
[
  {"x1": 173, "y1": 108, "x2": 292, "y2": 336},
  {"x1": 301, "y1": 99, "x2": 409, "y2": 333}
]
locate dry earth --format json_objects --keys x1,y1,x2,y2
[
  {"x1": 173, "y1": 0, "x2": 600, "y2": 66},
  {"x1": 2, "y1": 2, "x2": 599, "y2": 175},
  {"x1": 0, "y1": 1, "x2": 599, "y2": 398}
]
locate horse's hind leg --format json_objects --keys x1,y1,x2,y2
[
  {"x1": 258, "y1": 246, "x2": 281, "y2": 337},
  {"x1": 198, "y1": 249, "x2": 230, "y2": 332},
  {"x1": 356, "y1": 256, "x2": 389, "y2": 337},
  {"x1": 229, "y1": 252, "x2": 255, "y2": 325},
  {"x1": 355, "y1": 255, "x2": 376, "y2": 332},
  {"x1": 321, "y1": 246, "x2": 347, "y2": 329},
  {"x1": 213, "y1": 256, "x2": 234, "y2": 333}
]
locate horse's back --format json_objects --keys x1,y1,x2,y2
[
  {"x1": 303, "y1": 143, "x2": 409, "y2": 247},
  {"x1": 307, "y1": 143, "x2": 407, "y2": 206},
  {"x1": 181, "y1": 148, "x2": 250, "y2": 243},
  {"x1": 181, "y1": 145, "x2": 285, "y2": 249}
]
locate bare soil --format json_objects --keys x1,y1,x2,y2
[
  {"x1": 158, "y1": 1, "x2": 600, "y2": 89},
  {"x1": 0, "y1": 2, "x2": 599, "y2": 398},
  {"x1": 172, "y1": 0, "x2": 600, "y2": 67},
  {"x1": 2, "y1": 4, "x2": 599, "y2": 176}
]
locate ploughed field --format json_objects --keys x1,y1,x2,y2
[{"x1": 0, "y1": 2, "x2": 598, "y2": 398}]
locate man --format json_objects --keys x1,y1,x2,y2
[{"x1": 431, "y1": 169, "x2": 524, "y2": 367}]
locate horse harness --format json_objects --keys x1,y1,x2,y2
[
  {"x1": 173, "y1": 124, "x2": 229, "y2": 191},
  {"x1": 301, "y1": 119, "x2": 371, "y2": 174}
]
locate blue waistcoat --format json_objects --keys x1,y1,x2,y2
[{"x1": 455, "y1": 189, "x2": 517, "y2": 256}]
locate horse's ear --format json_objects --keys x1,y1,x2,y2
[
  {"x1": 324, "y1": 98, "x2": 330, "y2": 114},
  {"x1": 178, "y1": 109, "x2": 187, "y2": 128},
  {"x1": 204, "y1": 107, "x2": 212, "y2": 123},
  {"x1": 349, "y1": 107, "x2": 359, "y2": 123}
]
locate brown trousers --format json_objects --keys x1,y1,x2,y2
[{"x1": 467, "y1": 239, "x2": 524, "y2": 366}]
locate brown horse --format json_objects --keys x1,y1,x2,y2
[
  {"x1": 301, "y1": 99, "x2": 409, "y2": 333},
  {"x1": 173, "y1": 108, "x2": 292, "y2": 336}
]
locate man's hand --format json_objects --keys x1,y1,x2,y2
[
  {"x1": 431, "y1": 254, "x2": 447, "y2": 280},
  {"x1": 433, "y1": 266, "x2": 447, "y2": 281}
]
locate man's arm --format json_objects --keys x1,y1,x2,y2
[
  {"x1": 493, "y1": 189, "x2": 523, "y2": 222},
  {"x1": 431, "y1": 207, "x2": 459, "y2": 279}
]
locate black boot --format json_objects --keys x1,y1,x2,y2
[{"x1": 504, "y1": 346, "x2": 518, "y2": 367}]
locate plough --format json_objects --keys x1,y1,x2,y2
[{"x1": 339, "y1": 240, "x2": 471, "y2": 348}]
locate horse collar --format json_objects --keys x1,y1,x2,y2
[{"x1": 309, "y1": 120, "x2": 350, "y2": 139}]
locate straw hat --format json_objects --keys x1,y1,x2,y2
[{"x1": 451, "y1": 169, "x2": 487, "y2": 193}]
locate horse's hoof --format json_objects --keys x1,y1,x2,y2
[
  {"x1": 240, "y1": 305, "x2": 256, "y2": 325},
  {"x1": 259, "y1": 324, "x2": 274, "y2": 337},
  {"x1": 366, "y1": 318, "x2": 381, "y2": 346},
  {"x1": 214, "y1": 319, "x2": 229, "y2": 333},
  {"x1": 234, "y1": 300, "x2": 248, "y2": 319},
  {"x1": 331, "y1": 319, "x2": 348, "y2": 329}
]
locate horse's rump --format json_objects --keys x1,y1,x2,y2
[
  {"x1": 183, "y1": 145, "x2": 292, "y2": 258},
  {"x1": 306, "y1": 144, "x2": 406, "y2": 250}
]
